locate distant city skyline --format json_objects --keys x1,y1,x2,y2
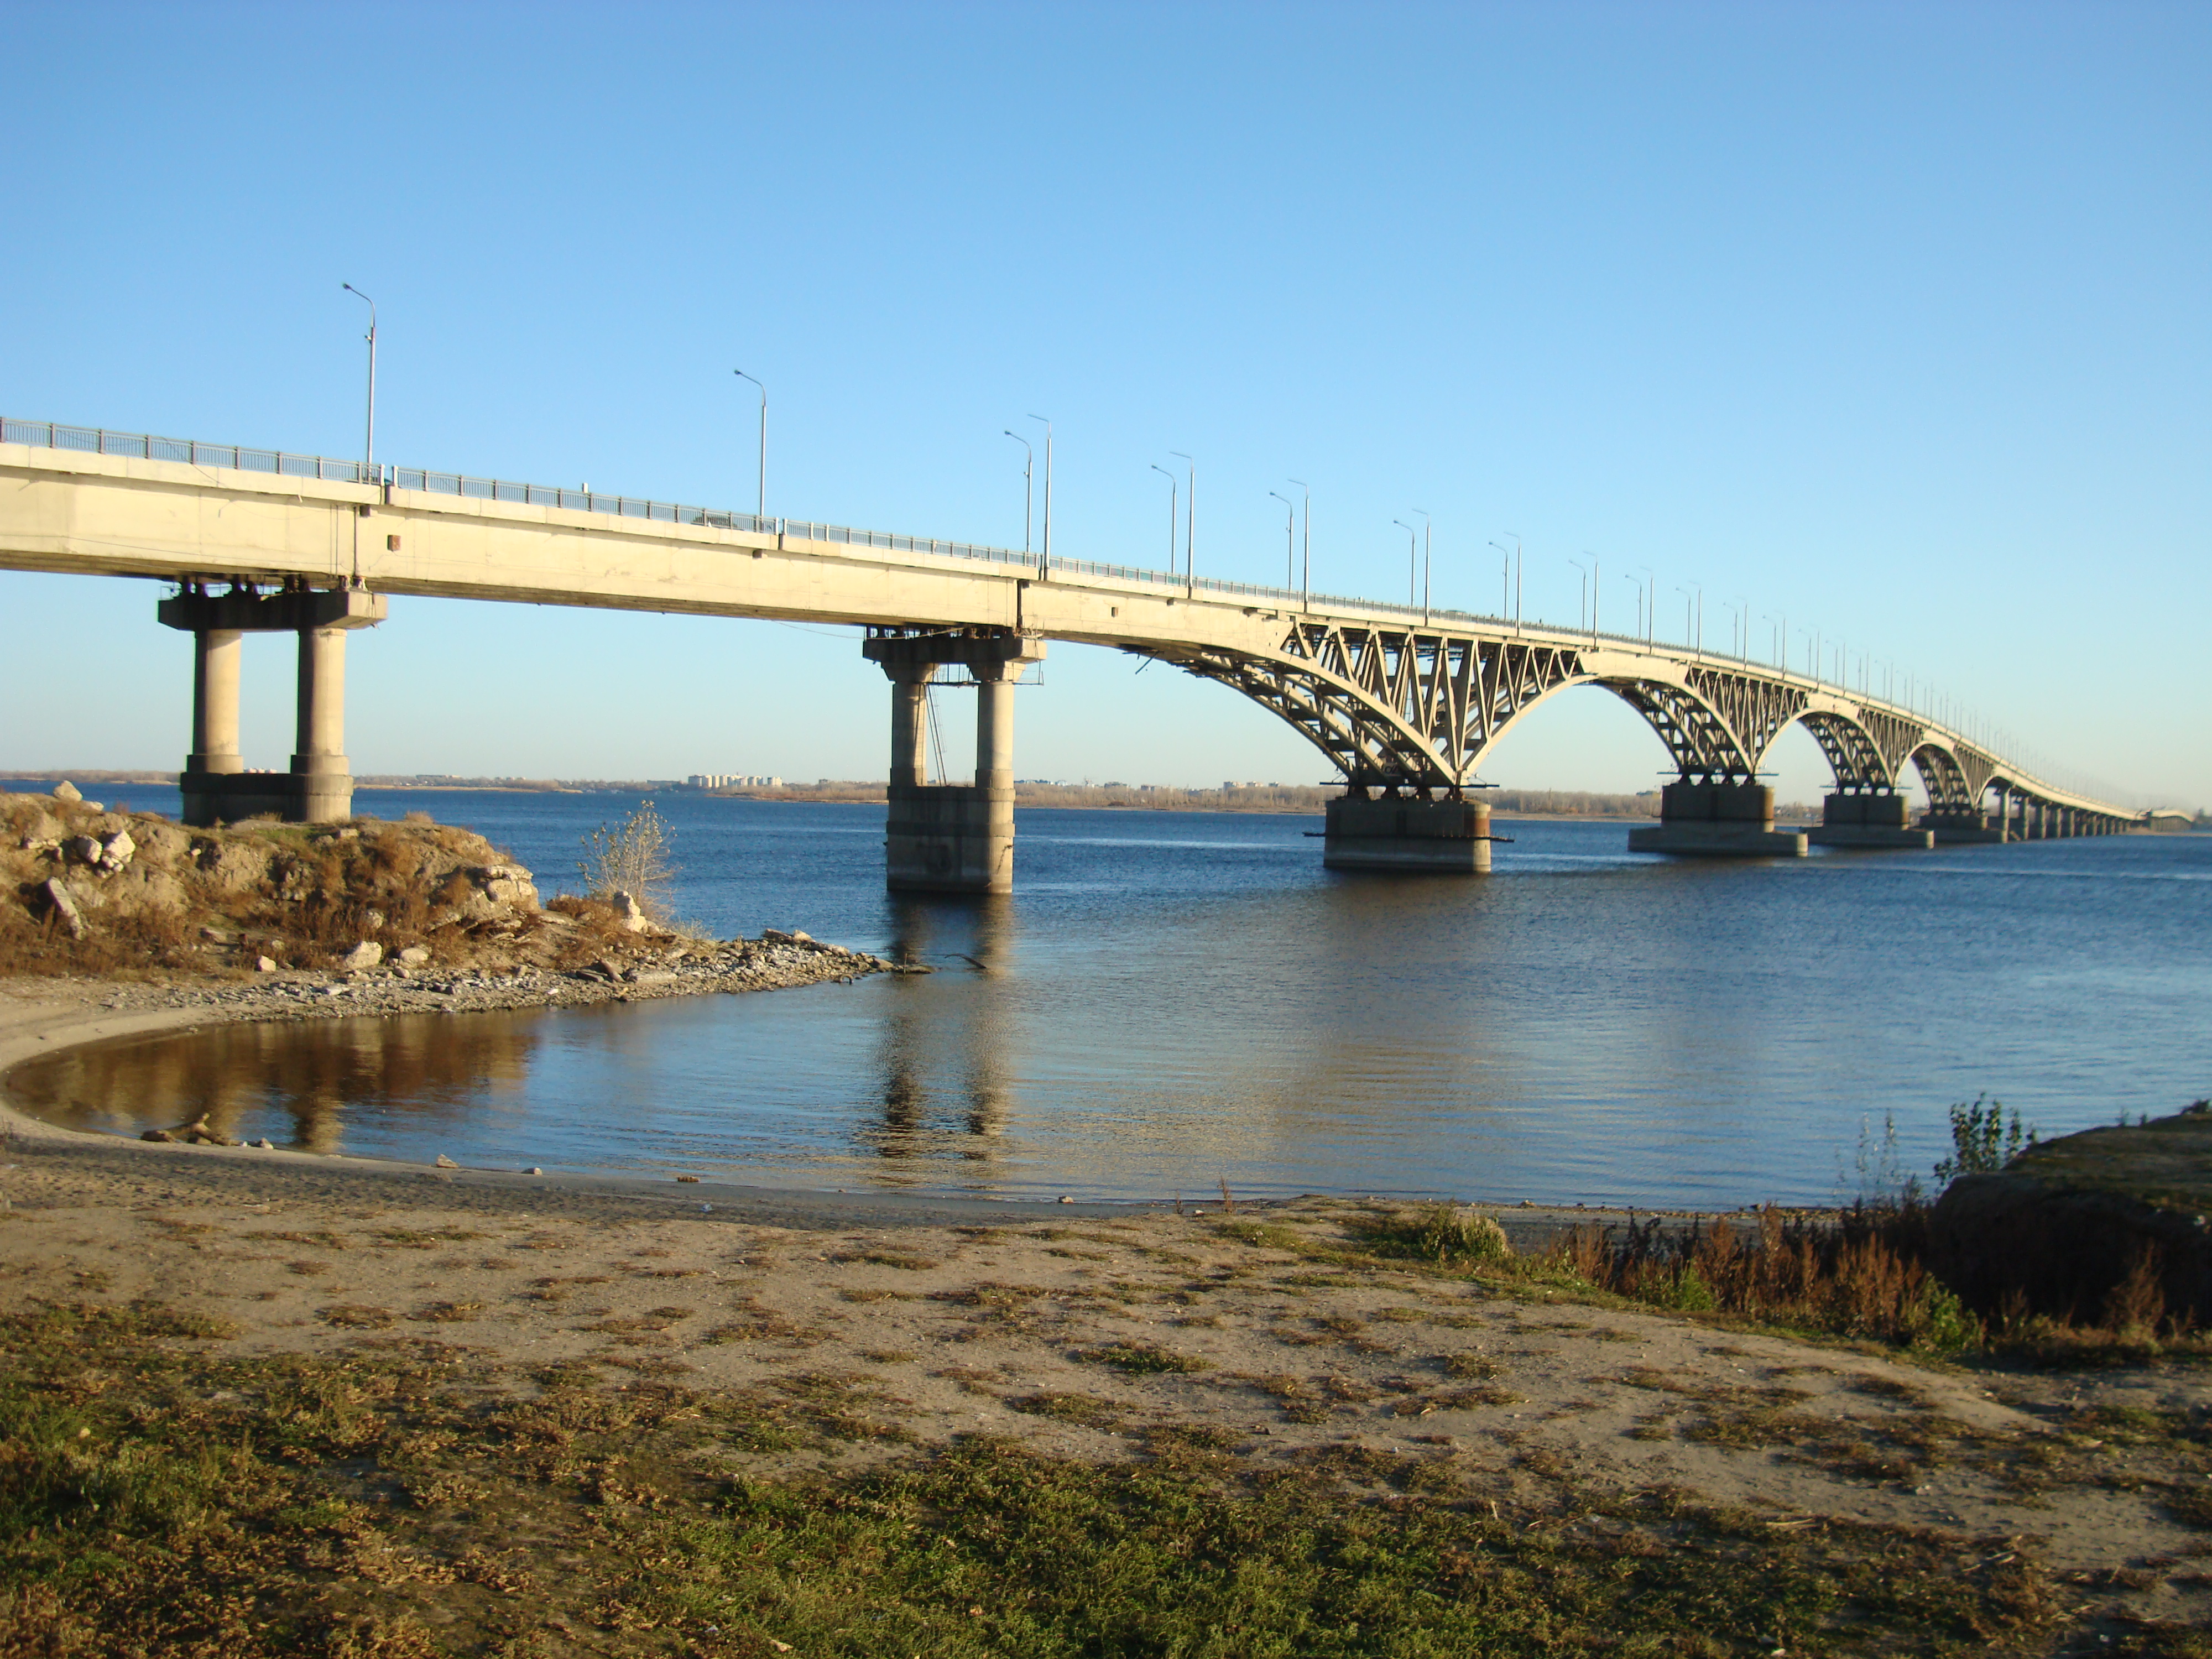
[{"x1": 1, "y1": 2, "x2": 2204, "y2": 807}]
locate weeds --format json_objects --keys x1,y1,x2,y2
[
  {"x1": 1933, "y1": 1094, "x2": 2037, "y2": 1183},
  {"x1": 1359, "y1": 1203, "x2": 1512, "y2": 1267}
]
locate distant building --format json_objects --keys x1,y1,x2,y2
[{"x1": 686, "y1": 773, "x2": 783, "y2": 790}]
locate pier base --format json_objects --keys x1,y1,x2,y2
[
  {"x1": 1807, "y1": 791, "x2": 1935, "y2": 850},
  {"x1": 884, "y1": 784, "x2": 1015, "y2": 893},
  {"x1": 1629, "y1": 780, "x2": 1807, "y2": 858},
  {"x1": 1323, "y1": 795, "x2": 1493, "y2": 873},
  {"x1": 1923, "y1": 810, "x2": 2004, "y2": 846}
]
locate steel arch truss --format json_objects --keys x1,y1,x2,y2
[
  {"x1": 1598, "y1": 667, "x2": 1807, "y2": 784},
  {"x1": 1129, "y1": 622, "x2": 1587, "y2": 790}
]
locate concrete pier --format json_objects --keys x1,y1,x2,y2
[
  {"x1": 159, "y1": 585, "x2": 385, "y2": 826},
  {"x1": 1922, "y1": 807, "x2": 2005, "y2": 846},
  {"x1": 1322, "y1": 794, "x2": 1494, "y2": 873},
  {"x1": 865, "y1": 630, "x2": 1045, "y2": 894},
  {"x1": 1807, "y1": 790, "x2": 1935, "y2": 850},
  {"x1": 1629, "y1": 780, "x2": 1808, "y2": 858}
]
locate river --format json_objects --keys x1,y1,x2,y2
[{"x1": 9, "y1": 786, "x2": 2209, "y2": 1207}]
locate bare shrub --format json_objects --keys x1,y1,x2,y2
[{"x1": 577, "y1": 800, "x2": 677, "y2": 919}]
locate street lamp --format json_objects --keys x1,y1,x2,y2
[
  {"x1": 1003, "y1": 431, "x2": 1032, "y2": 554},
  {"x1": 1624, "y1": 570, "x2": 1651, "y2": 647},
  {"x1": 1288, "y1": 479, "x2": 1310, "y2": 610},
  {"x1": 1027, "y1": 415, "x2": 1053, "y2": 578},
  {"x1": 1569, "y1": 559, "x2": 1590, "y2": 635},
  {"x1": 1170, "y1": 451, "x2": 1194, "y2": 589},
  {"x1": 1635, "y1": 564, "x2": 1655, "y2": 645},
  {"x1": 733, "y1": 369, "x2": 766, "y2": 522},
  {"x1": 1489, "y1": 534, "x2": 1522, "y2": 634},
  {"x1": 1585, "y1": 552, "x2": 1602, "y2": 640},
  {"x1": 341, "y1": 284, "x2": 376, "y2": 473},
  {"x1": 1269, "y1": 491, "x2": 1295, "y2": 589},
  {"x1": 1150, "y1": 465, "x2": 1178, "y2": 573},
  {"x1": 1675, "y1": 584, "x2": 1702, "y2": 657},
  {"x1": 1394, "y1": 520, "x2": 1419, "y2": 612}
]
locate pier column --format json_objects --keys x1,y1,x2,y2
[
  {"x1": 188, "y1": 628, "x2": 245, "y2": 775},
  {"x1": 288, "y1": 624, "x2": 356, "y2": 823},
  {"x1": 864, "y1": 629, "x2": 1045, "y2": 895},
  {"x1": 1628, "y1": 780, "x2": 1807, "y2": 857},
  {"x1": 888, "y1": 667, "x2": 933, "y2": 789}
]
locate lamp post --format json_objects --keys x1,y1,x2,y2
[
  {"x1": 1624, "y1": 570, "x2": 1650, "y2": 646},
  {"x1": 1676, "y1": 584, "x2": 1701, "y2": 657},
  {"x1": 1394, "y1": 520, "x2": 1419, "y2": 611},
  {"x1": 1027, "y1": 415, "x2": 1053, "y2": 578},
  {"x1": 1288, "y1": 479, "x2": 1310, "y2": 610},
  {"x1": 1722, "y1": 601, "x2": 1741, "y2": 660},
  {"x1": 1170, "y1": 451, "x2": 1194, "y2": 590},
  {"x1": 1586, "y1": 552, "x2": 1601, "y2": 641},
  {"x1": 1489, "y1": 534, "x2": 1522, "y2": 634},
  {"x1": 1003, "y1": 431, "x2": 1032, "y2": 554},
  {"x1": 341, "y1": 284, "x2": 376, "y2": 473},
  {"x1": 733, "y1": 370, "x2": 766, "y2": 522},
  {"x1": 1413, "y1": 510, "x2": 1430, "y2": 623},
  {"x1": 1150, "y1": 465, "x2": 1178, "y2": 573},
  {"x1": 1269, "y1": 491, "x2": 1295, "y2": 589},
  {"x1": 1569, "y1": 559, "x2": 1589, "y2": 634}
]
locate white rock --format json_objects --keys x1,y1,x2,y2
[
  {"x1": 64, "y1": 836, "x2": 102, "y2": 865},
  {"x1": 253, "y1": 1138, "x2": 276, "y2": 1150},
  {"x1": 397, "y1": 945, "x2": 431, "y2": 966},
  {"x1": 51, "y1": 780, "x2": 81, "y2": 803},
  {"x1": 435, "y1": 1154, "x2": 460, "y2": 1168},
  {"x1": 41, "y1": 879, "x2": 86, "y2": 940},
  {"x1": 338, "y1": 940, "x2": 384, "y2": 971},
  {"x1": 611, "y1": 890, "x2": 651, "y2": 931},
  {"x1": 254, "y1": 956, "x2": 278, "y2": 973},
  {"x1": 96, "y1": 830, "x2": 135, "y2": 873}
]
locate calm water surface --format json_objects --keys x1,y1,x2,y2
[{"x1": 10, "y1": 788, "x2": 2209, "y2": 1207}]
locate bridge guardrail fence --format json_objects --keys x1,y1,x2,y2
[{"x1": 0, "y1": 414, "x2": 2133, "y2": 812}]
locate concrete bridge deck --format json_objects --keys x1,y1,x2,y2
[{"x1": 0, "y1": 418, "x2": 2148, "y2": 888}]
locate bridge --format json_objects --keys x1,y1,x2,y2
[{"x1": 0, "y1": 417, "x2": 2146, "y2": 891}]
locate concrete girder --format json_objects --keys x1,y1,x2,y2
[{"x1": 0, "y1": 432, "x2": 2146, "y2": 832}]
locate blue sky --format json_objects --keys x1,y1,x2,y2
[{"x1": 2, "y1": 1, "x2": 2205, "y2": 805}]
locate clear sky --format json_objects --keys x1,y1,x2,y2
[{"x1": 2, "y1": 1, "x2": 2205, "y2": 806}]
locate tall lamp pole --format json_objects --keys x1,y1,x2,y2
[
  {"x1": 1288, "y1": 478, "x2": 1310, "y2": 611},
  {"x1": 1150, "y1": 465, "x2": 1178, "y2": 572},
  {"x1": 1004, "y1": 431, "x2": 1033, "y2": 553},
  {"x1": 1170, "y1": 451, "x2": 1194, "y2": 591},
  {"x1": 1269, "y1": 491, "x2": 1295, "y2": 589},
  {"x1": 1027, "y1": 415, "x2": 1053, "y2": 578},
  {"x1": 341, "y1": 284, "x2": 376, "y2": 473},
  {"x1": 1394, "y1": 520, "x2": 1419, "y2": 611},
  {"x1": 733, "y1": 370, "x2": 766, "y2": 522},
  {"x1": 1490, "y1": 534, "x2": 1522, "y2": 634}
]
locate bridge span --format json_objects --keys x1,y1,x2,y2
[{"x1": 0, "y1": 418, "x2": 2145, "y2": 891}]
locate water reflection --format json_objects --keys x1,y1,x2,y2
[
  {"x1": 12, "y1": 1009, "x2": 547, "y2": 1153},
  {"x1": 868, "y1": 895, "x2": 1016, "y2": 1176}
]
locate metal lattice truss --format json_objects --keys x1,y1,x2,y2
[
  {"x1": 1130, "y1": 621, "x2": 1585, "y2": 790},
  {"x1": 1118, "y1": 619, "x2": 2125, "y2": 820}
]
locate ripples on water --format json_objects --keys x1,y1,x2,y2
[{"x1": 10, "y1": 790, "x2": 2209, "y2": 1207}]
